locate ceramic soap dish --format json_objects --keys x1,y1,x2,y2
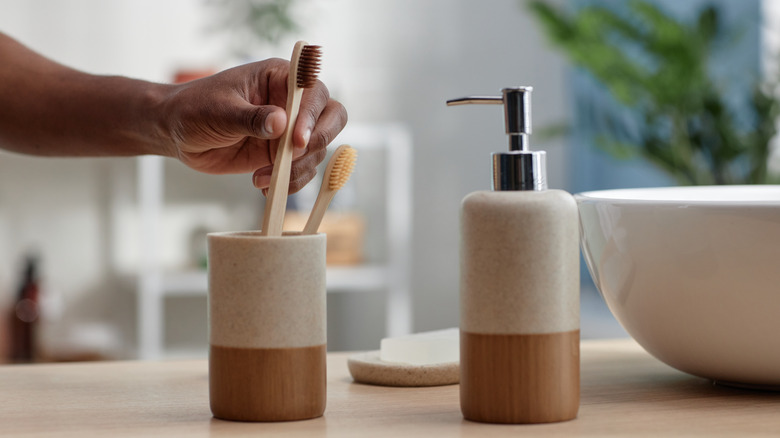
[{"x1": 347, "y1": 328, "x2": 459, "y2": 387}]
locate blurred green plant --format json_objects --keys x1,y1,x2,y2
[
  {"x1": 528, "y1": 0, "x2": 780, "y2": 185},
  {"x1": 207, "y1": 0, "x2": 300, "y2": 58}
]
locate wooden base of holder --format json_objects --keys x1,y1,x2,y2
[{"x1": 209, "y1": 344, "x2": 326, "y2": 422}]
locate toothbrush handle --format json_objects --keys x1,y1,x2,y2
[
  {"x1": 303, "y1": 191, "x2": 336, "y2": 235},
  {"x1": 261, "y1": 41, "x2": 308, "y2": 236},
  {"x1": 260, "y1": 100, "x2": 299, "y2": 236}
]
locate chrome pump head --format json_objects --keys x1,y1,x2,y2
[{"x1": 447, "y1": 87, "x2": 546, "y2": 191}]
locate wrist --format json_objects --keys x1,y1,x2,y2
[{"x1": 127, "y1": 79, "x2": 179, "y2": 158}]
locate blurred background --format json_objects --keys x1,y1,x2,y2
[{"x1": 0, "y1": 0, "x2": 773, "y2": 361}]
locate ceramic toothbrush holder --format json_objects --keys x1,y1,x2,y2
[{"x1": 207, "y1": 231, "x2": 327, "y2": 422}]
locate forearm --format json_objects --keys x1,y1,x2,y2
[
  {"x1": 0, "y1": 33, "x2": 175, "y2": 157},
  {"x1": 0, "y1": 32, "x2": 349, "y2": 188}
]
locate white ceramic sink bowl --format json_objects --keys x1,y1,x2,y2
[{"x1": 576, "y1": 185, "x2": 780, "y2": 387}]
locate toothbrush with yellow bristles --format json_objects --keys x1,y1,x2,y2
[{"x1": 303, "y1": 144, "x2": 357, "y2": 235}]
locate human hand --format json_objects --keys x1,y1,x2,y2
[{"x1": 160, "y1": 58, "x2": 347, "y2": 194}]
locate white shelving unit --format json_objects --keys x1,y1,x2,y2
[{"x1": 135, "y1": 123, "x2": 413, "y2": 359}]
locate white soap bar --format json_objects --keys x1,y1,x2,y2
[{"x1": 379, "y1": 328, "x2": 459, "y2": 365}]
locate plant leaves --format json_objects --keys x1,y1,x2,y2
[{"x1": 526, "y1": 0, "x2": 776, "y2": 184}]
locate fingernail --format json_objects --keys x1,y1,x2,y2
[
  {"x1": 301, "y1": 129, "x2": 312, "y2": 148},
  {"x1": 253, "y1": 173, "x2": 272, "y2": 188},
  {"x1": 263, "y1": 111, "x2": 281, "y2": 137}
]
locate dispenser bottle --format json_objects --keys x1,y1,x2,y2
[{"x1": 448, "y1": 87, "x2": 579, "y2": 424}]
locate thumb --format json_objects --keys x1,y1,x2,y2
[{"x1": 236, "y1": 104, "x2": 287, "y2": 139}]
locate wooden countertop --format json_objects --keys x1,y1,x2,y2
[{"x1": 2, "y1": 338, "x2": 779, "y2": 437}]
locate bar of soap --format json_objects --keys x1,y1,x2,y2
[{"x1": 379, "y1": 328, "x2": 459, "y2": 365}]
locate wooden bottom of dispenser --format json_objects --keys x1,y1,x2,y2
[
  {"x1": 460, "y1": 330, "x2": 580, "y2": 424},
  {"x1": 209, "y1": 344, "x2": 326, "y2": 422}
]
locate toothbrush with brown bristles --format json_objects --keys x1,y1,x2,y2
[
  {"x1": 261, "y1": 41, "x2": 322, "y2": 236},
  {"x1": 303, "y1": 144, "x2": 357, "y2": 235}
]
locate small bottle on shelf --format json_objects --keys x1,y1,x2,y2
[{"x1": 8, "y1": 255, "x2": 41, "y2": 363}]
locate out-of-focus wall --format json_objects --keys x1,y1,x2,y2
[
  {"x1": 0, "y1": 0, "x2": 569, "y2": 355},
  {"x1": 304, "y1": 0, "x2": 571, "y2": 337}
]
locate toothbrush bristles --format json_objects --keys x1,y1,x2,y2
[
  {"x1": 297, "y1": 45, "x2": 322, "y2": 88},
  {"x1": 329, "y1": 146, "x2": 357, "y2": 191}
]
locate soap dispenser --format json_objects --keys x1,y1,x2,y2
[{"x1": 448, "y1": 87, "x2": 580, "y2": 424}]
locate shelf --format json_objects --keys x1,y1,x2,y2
[
  {"x1": 326, "y1": 265, "x2": 389, "y2": 292},
  {"x1": 158, "y1": 265, "x2": 390, "y2": 297}
]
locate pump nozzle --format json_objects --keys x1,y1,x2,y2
[
  {"x1": 447, "y1": 87, "x2": 532, "y2": 152},
  {"x1": 447, "y1": 87, "x2": 546, "y2": 191}
]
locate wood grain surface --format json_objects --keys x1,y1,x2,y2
[
  {"x1": 2, "y1": 339, "x2": 780, "y2": 437},
  {"x1": 209, "y1": 344, "x2": 326, "y2": 421},
  {"x1": 460, "y1": 330, "x2": 579, "y2": 423}
]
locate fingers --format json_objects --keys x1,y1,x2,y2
[
  {"x1": 252, "y1": 166, "x2": 273, "y2": 189},
  {"x1": 288, "y1": 147, "x2": 328, "y2": 193},
  {"x1": 254, "y1": 93, "x2": 346, "y2": 193},
  {"x1": 307, "y1": 98, "x2": 348, "y2": 154},
  {"x1": 293, "y1": 81, "x2": 345, "y2": 149},
  {"x1": 256, "y1": 172, "x2": 317, "y2": 195},
  {"x1": 244, "y1": 60, "x2": 345, "y2": 193},
  {"x1": 252, "y1": 145, "x2": 327, "y2": 193},
  {"x1": 288, "y1": 165, "x2": 318, "y2": 194}
]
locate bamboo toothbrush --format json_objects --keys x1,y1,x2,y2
[
  {"x1": 261, "y1": 41, "x2": 322, "y2": 236},
  {"x1": 303, "y1": 144, "x2": 357, "y2": 235}
]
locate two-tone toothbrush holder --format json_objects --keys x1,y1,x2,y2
[{"x1": 207, "y1": 231, "x2": 327, "y2": 422}]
